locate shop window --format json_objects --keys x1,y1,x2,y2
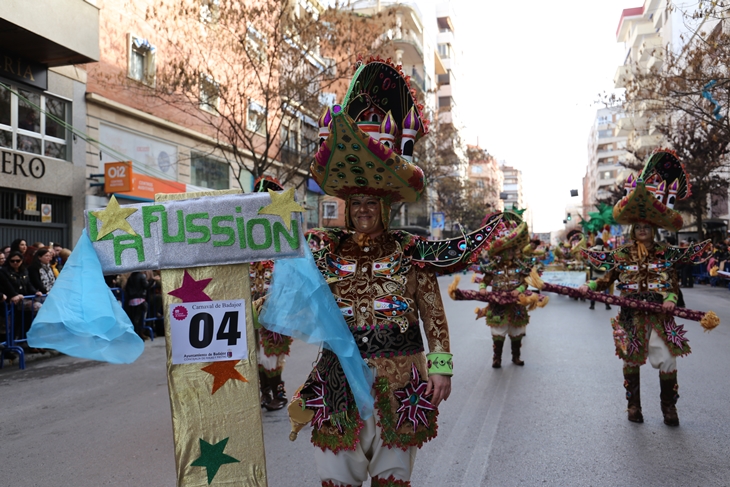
[
  {"x1": 191, "y1": 151, "x2": 229, "y2": 190},
  {"x1": 128, "y1": 35, "x2": 156, "y2": 86},
  {"x1": 0, "y1": 83, "x2": 70, "y2": 160}
]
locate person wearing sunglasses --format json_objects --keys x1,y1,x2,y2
[{"x1": 1, "y1": 250, "x2": 43, "y2": 341}]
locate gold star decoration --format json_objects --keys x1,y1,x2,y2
[
  {"x1": 257, "y1": 188, "x2": 304, "y2": 231},
  {"x1": 201, "y1": 360, "x2": 248, "y2": 394},
  {"x1": 91, "y1": 195, "x2": 138, "y2": 240}
]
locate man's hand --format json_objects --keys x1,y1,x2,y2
[
  {"x1": 425, "y1": 374, "x2": 451, "y2": 407},
  {"x1": 479, "y1": 288, "x2": 486, "y2": 295},
  {"x1": 577, "y1": 285, "x2": 589, "y2": 295},
  {"x1": 511, "y1": 289, "x2": 520, "y2": 297},
  {"x1": 11, "y1": 295, "x2": 22, "y2": 304},
  {"x1": 662, "y1": 301, "x2": 676, "y2": 312}
]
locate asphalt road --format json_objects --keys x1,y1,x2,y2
[{"x1": 1, "y1": 276, "x2": 729, "y2": 486}]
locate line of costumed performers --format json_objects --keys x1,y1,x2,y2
[
  {"x1": 450, "y1": 148, "x2": 718, "y2": 426},
  {"x1": 257, "y1": 57, "x2": 505, "y2": 487}
]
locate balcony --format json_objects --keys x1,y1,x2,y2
[
  {"x1": 0, "y1": 0, "x2": 99, "y2": 66},
  {"x1": 627, "y1": 21, "x2": 655, "y2": 50},
  {"x1": 631, "y1": 132, "x2": 663, "y2": 150},
  {"x1": 616, "y1": 115, "x2": 647, "y2": 136},
  {"x1": 638, "y1": 34, "x2": 663, "y2": 63}
]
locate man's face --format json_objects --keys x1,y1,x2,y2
[{"x1": 349, "y1": 196, "x2": 384, "y2": 235}]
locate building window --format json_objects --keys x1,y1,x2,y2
[
  {"x1": 598, "y1": 129, "x2": 613, "y2": 138},
  {"x1": 128, "y1": 35, "x2": 156, "y2": 85},
  {"x1": 199, "y1": 74, "x2": 220, "y2": 114},
  {"x1": 247, "y1": 100, "x2": 266, "y2": 134},
  {"x1": 437, "y1": 43, "x2": 452, "y2": 59},
  {"x1": 191, "y1": 151, "x2": 229, "y2": 189},
  {"x1": 471, "y1": 165, "x2": 482, "y2": 174},
  {"x1": 322, "y1": 201, "x2": 338, "y2": 220},
  {"x1": 0, "y1": 83, "x2": 70, "y2": 160}
]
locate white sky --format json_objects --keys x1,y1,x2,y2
[{"x1": 453, "y1": 0, "x2": 631, "y2": 232}]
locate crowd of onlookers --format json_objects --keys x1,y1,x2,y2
[
  {"x1": 0, "y1": 239, "x2": 70, "y2": 354},
  {"x1": 1, "y1": 238, "x2": 165, "y2": 357}
]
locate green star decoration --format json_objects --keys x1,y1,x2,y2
[{"x1": 190, "y1": 437, "x2": 240, "y2": 484}]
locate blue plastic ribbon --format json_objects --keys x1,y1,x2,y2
[
  {"x1": 27, "y1": 229, "x2": 144, "y2": 364},
  {"x1": 259, "y1": 233, "x2": 374, "y2": 420},
  {"x1": 702, "y1": 80, "x2": 724, "y2": 121}
]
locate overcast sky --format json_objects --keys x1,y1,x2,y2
[{"x1": 454, "y1": 0, "x2": 631, "y2": 232}]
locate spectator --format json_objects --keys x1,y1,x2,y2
[
  {"x1": 28, "y1": 248, "x2": 56, "y2": 295},
  {"x1": 1, "y1": 250, "x2": 43, "y2": 341},
  {"x1": 124, "y1": 271, "x2": 149, "y2": 339},
  {"x1": 0, "y1": 252, "x2": 5, "y2": 267},
  {"x1": 1, "y1": 245, "x2": 10, "y2": 259},
  {"x1": 9, "y1": 239, "x2": 27, "y2": 255},
  {"x1": 678, "y1": 241, "x2": 693, "y2": 288}
]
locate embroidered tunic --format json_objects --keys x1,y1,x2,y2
[
  {"x1": 299, "y1": 230, "x2": 450, "y2": 452},
  {"x1": 591, "y1": 242, "x2": 690, "y2": 363},
  {"x1": 250, "y1": 261, "x2": 293, "y2": 357}
]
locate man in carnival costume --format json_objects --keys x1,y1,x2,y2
[
  {"x1": 477, "y1": 211, "x2": 536, "y2": 368},
  {"x1": 251, "y1": 176, "x2": 293, "y2": 411},
  {"x1": 286, "y1": 58, "x2": 502, "y2": 487},
  {"x1": 579, "y1": 148, "x2": 711, "y2": 426}
]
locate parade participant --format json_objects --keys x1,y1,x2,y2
[
  {"x1": 273, "y1": 57, "x2": 501, "y2": 487},
  {"x1": 477, "y1": 211, "x2": 535, "y2": 368},
  {"x1": 587, "y1": 237, "x2": 611, "y2": 311},
  {"x1": 251, "y1": 175, "x2": 293, "y2": 411},
  {"x1": 578, "y1": 148, "x2": 708, "y2": 426}
]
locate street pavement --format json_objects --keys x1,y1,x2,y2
[{"x1": 1, "y1": 276, "x2": 729, "y2": 486}]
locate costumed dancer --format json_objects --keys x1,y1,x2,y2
[
  {"x1": 285, "y1": 57, "x2": 501, "y2": 487},
  {"x1": 477, "y1": 211, "x2": 536, "y2": 368},
  {"x1": 251, "y1": 176, "x2": 294, "y2": 411},
  {"x1": 578, "y1": 148, "x2": 704, "y2": 426}
]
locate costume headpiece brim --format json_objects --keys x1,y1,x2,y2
[{"x1": 613, "y1": 182, "x2": 684, "y2": 231}]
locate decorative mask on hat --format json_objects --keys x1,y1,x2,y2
[
  {"x1": 613, "y1": 148, "x2": 690, "y2": 232},
  {"x1": 311, "y1": 57, "x2": 428, "y2": 204},
  {"x1": 487, "y1": 211, "x2": 529, "y2": 257}
]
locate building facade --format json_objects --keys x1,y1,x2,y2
[
  {"x1": 584, "y1": 106, "x2": 629, "y2": 215},
  {"x1": 0, "y1": 0, "x2": 99, "y2": 248}
]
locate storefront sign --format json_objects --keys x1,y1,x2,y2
[
  {"x1": 1, "y1": 50, "x2": 48, "y2": 90},
  {"x1": 126, "y1": 172, "x2": 186, "y2": 200},
  {"x1": 1, "y1": 150, "x2": 46, "y2": 179},
  {"x1": 104, "y1": 161, "x2": 132, "y2": 193}
]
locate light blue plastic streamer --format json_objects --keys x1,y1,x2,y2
[
  {"x1": 259, "y1": 233, "x2": 374, "y2": 420},
  {"x1": 27, "y1": 229, "x2": 144, "y2": 364}
]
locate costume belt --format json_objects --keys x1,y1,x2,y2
[{"x1": 351, "y1": 323, "x2": 424, "y2": 359}]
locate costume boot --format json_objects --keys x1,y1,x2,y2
[
  {"x1": 659, "y1": 372, "x2": 679, "y2": 426},
  {"x1": 263, "y1": 373, "x2": 287, "y2": 411},
  {"x1": 623, "y1": 370, "x2": 643, "y2": 423},
  {"x1": 259, "y1": 371, "x2": 273, "y2": 409},
  {"x1": 589, "y1": 301, "x2": 595, "y2": 310},
  {"x1": 511, "y1": 336, "x2": 525, "y2": 366},
  {"x1": 492, "y1": 338, "x2": 504, "y2": 368}
]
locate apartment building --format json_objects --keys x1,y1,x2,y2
[
  {"x1": 0, "y1": 0, "x2": 99, "y2": 247},
  {"x1": 584, "y1": 107, "x2": 629, "y2": 215},
  {"x1": 499, "y1": 163, "x2": 523, "y2": 212},
  {"x1": 467, "y1": 145, "x2": 504, "y2": 213}
]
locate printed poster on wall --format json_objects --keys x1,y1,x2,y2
[
  {"x1": 169, "y1": 299, "x2": 248, "y2": 364},
  {"x1": 41, "y1": 204, "x2": 52, "y2": 223}
]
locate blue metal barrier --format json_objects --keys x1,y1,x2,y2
[{"x1": 0, "y1": 294, "x2": 45, "y2": 370}]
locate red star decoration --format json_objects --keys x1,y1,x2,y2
[
  {"x1": 168, "y1": 270, "x2": 213, "y2": 302},
  {"x1": 201, "y1": 360, "x2": 248, "y2": 394}
]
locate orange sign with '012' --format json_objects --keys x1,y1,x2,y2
[{"x1": 104, "y1": 161, "x2": 132, "y2": 193}]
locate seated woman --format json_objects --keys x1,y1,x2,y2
[
  {"x1": 0, "y1": 251, "x2": 43, "y2": 342},
  {"x1": 28, "y1": 248, "x2": 56, "y2": 295}
]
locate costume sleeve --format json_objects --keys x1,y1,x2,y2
[
  {"x1": 413, "y1": 267, "x2": 450, "y2": 354},
  {"x1": 478, "y1": 271, "x2": 493, "y2": 290},
  {"x1": 591, "y1": 267, "x2": 619, "y2": 292}
]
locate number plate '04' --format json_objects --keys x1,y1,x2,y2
[{"x1": 170, "y1": 300, "x2": 248, "y2": 364}]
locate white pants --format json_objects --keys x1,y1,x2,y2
[
  {"x1": 490, "y1": 324, "x2": 526, "y2": 338},
  {"x1": 314, "y1": 410, "x2": 417, "y2": 486},
  {"x1": 257, "y1": 341, "x2": 285, "y2": 373},
  {"x1": 627, "y1": 327, "x2": 677, "y2": 373}
]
